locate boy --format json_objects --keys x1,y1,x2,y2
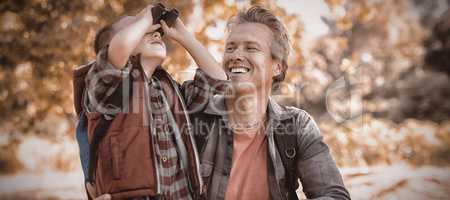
[{"x1": 82, "y1": 4, "x2": 226, "y2": 200}]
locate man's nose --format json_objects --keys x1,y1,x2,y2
[{"x1": 229, "y1": 48, "x2": 244, "y2": 62}]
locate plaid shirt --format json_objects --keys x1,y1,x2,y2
[
  {"x1": 148, "y1": 77, "x2": 191, "y2": 200},
  {"x1": 84, "y1": 46, "x2": 224, "y2": 116},
  {"x1": 85, "y1": 46, "x2": 226, "y2": 199}
]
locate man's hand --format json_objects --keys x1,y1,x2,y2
[
  {"x1": 86, "y1": 182, "x2": 96, "y2": 198},
  {"x1": 86, "y1": 182, "x2": 111, "y2": 200},
  {"x1": 94, "y1": 194, "x2": 111, "y2": 200},
  {"x1": 161, "y1": 18, "x2": 189, "y2": 43}
]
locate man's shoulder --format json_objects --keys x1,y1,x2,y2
[
  {"x1": 274, "y1": 103, "x2": 313, "y2": 125},
  {"x1": 277, "y1": 105, "x2": 328, "y2": 161},
  {"x1": 287, "y1": 106, "x2": 313, "y2": 123},
  {"x1": 275, "y1": 104, "x2": 321, "y2": 138}
]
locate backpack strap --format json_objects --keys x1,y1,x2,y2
[
  {"x1": 73, "y1": 61, "x2": 95, "y2": 117},
  {"x1": 274, "y1": 118, "x2": 299, "y2": 200},
  {"x1": 86, "y1": 67, "x2": 134, "y2": 183}
]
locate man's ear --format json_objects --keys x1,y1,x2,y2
[{"x1": 272, "y1": 60, "x2": 282, "y2": 77}]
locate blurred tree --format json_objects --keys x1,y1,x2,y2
[
  {"x1": 424, "y1": 10, "x2": 450, "y2": 75},
  {"x1": 280, "y1": 0, "x2": 450, "y2": 123},
  {"x1": 0, "y1": 0, "x2": 198, "y2": 138}
]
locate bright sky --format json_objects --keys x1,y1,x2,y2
[{"x1": 277, "y1": 0, "x2": 330, "y2": 48}]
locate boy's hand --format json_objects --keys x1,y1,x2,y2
[
  {"x1": 161, "y1": 18, "x2": 190, "y2": 43},
  {"x1": 136, "y1": 5, "x2": 154, "y2": 24},
  {"x1": 161, "y1": 17, "x2": 226, "y2": 80}
]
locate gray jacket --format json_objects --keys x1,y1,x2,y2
[{"x1": 190, "y1": 95, "x2": 351, "y2": 200}]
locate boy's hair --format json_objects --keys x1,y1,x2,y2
[
  {"x1": 94, "y1": 25, "x2": 114, "y2": 54},
  {"x1": 226, "y1": 6, "x2": 291, "y2": 85}
]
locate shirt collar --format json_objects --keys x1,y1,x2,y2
[{"x1": 204, "y1": 95, "x2": 294, "y2": 121}]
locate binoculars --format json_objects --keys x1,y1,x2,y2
[{"x1": 151, "y1": 3, "x2": 179, "y2": 35}]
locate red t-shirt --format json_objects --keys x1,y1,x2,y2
[{"x1": 225, "y1": 128, "x2": 270, "y2": 200}]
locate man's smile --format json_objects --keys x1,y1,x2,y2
[{"x1": 229, "y1": 66, "x2": 250, "y2": 74}]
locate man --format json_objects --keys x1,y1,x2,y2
[
  {"x1": 76, "y1": 4, "x2": 226, "y2": 200},
  {"x1": 191, "y1": 6, "x2": 351, "y2": 200}
]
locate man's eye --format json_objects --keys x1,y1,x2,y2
[
  {"x1": 246, "y1": 47, "x2": 258, "y2": 51},
  {"x1": 225, "y1": 47, "x2": 235, "y2": 52}
]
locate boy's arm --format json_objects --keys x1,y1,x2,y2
[
  {"x1": 161, "y1": 19, "x2": 227, "y2": 80},
  {"x1": 108, "y1": 6, "x2": 160, "y2": 69}
]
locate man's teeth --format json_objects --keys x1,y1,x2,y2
[{"x1": 230, "y1": 67, "x2": 249, "y2": 73}]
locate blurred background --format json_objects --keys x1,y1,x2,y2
[{"x1": 0, "y1": 0, "x2": 449, "y2": 199}]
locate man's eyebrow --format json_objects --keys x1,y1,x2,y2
[
  {"x1": 225, "y1": 41, "x2": 236, "y2": 46},
  {"x1": 244, "y1": 41, "x2": 262, "y2": 47}
]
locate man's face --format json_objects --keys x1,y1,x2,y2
[{"x1": 223, "y1": 22, "x2": 281, "y2": 93}]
